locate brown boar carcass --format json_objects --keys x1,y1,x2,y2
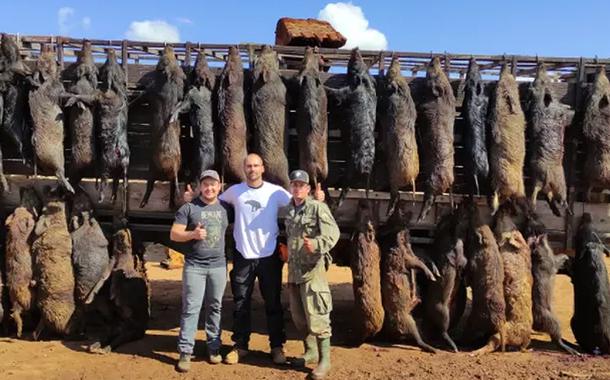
[
  {"x1": 526, "y1": 62, "x2": 573, "y2": 216},
  {"x1": 28, "y1": 45, "x2": 74, "y2": 193},
  {"x1": 217, "y1": 46, "x2": 247, "y2": 184},
  {"x1": 251, "y1": 45, "x2": 290, "y2": 188},
  {"x1": 379, "y1": 56, "x2": 418, "y2": 215},
  {"x1": 139, "y1": 46, "x2": 185, "y2": 209},
  {"x1": 5, "y1": 187, "x2": 41, "y2": 337},
  {"x1": 416, "y1": 57, "x2": 455, "y2": 222},
  {"x1": 31, "y1": 187, "x2": 75, "y2": 339},
  {"x1": 488, "y1": 63, "x2": 526, "y2": 214}
]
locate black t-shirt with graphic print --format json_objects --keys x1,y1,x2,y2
[{"x1": 174, "y1": 198, "x2": 234, "y2": 267}]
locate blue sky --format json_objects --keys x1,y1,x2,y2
[{"x1": 1, "y1": 1, "x2": 608, "y2": 58}]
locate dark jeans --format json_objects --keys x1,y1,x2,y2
[{"x1": 230, "y1": 250, "x2": 285, "y2": 349}]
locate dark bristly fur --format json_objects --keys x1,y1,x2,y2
[
  {"x1": 489, "y1": 63, "x2": 526, "y2": 214},
  {"x1": 463, "y1": 58, "x2": 489, "y2": 196},
  {"x1": 326, "y1": 48, "x2": 376, "y2": 209},
  {"x1": 416, "y1": 57, "x2": 455, "y2": 222},
  {"x1": 217, "y1": 46, "x2": 247, "y2": 184},
  {"x1": 28, "y1": 45, "x2": 74, "y2": 193},
  {"x1": 171, "y1": 50, "x2": 216, "y2": 186},
  {"x1": 251, "y1": 45, "x2": 290, "y2": 188},
  {"x1": 67, "y1": 40, "x2": 98, "y2": 185},
  {"x1": 380, "y1": 56, "x2": 418, "y2": 215},
  {"x1": 527, "y1": 62, "x2": 573, "y2": 216},
  {"x1": 139, "y1": 46, "x2": 185, "y2": 209},
  {"x1": 351, "y1": 200, "x2": 384, "y2": 345},
  {"x1": 570, "y1": 213, "x2": 610, "y2": 354},
  {"x1": 5, "y1": 187, "x2": 41, "y2": 337},
  {"x1": 582, "y1": 66, "x2": 610, "y2": 198},
  {"x1": 295, "y1": 46, "x2": 328, "y2": 188},
  {"x1": 32, "y1": 188, "x2": 75, "y2": 339}
]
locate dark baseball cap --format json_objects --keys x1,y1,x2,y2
[
  {"x1": 199, "y1": 170, "x2": 220, "y2": 182},
  {"x1": 289, "y1": 170, "x2": 309, "y2": 184}
]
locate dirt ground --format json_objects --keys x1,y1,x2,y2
[{"x1": 2, "y1": 245, "x2": 610, "y2": 380}]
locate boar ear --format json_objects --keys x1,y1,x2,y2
[
  {"x1": 475, "y1": 231, "x2": 483, "y2": 245},
  {"x1": 5, "y1": 214, "x2": 14, "y2": 226},
  {"x1": 599, "y1": 95, "x2": 609, "y2": 110},
  {"x1": 262, "y1": 68, "x2": 271, "y2": 84}
]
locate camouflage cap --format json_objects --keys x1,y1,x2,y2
[{"x1": 289, "y1": 170, "x2": 309, "y2": 184}]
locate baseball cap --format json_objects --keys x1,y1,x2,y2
[
  {"x1": 199, "y1": 169, "x2": 220, "y2": 182},
  {"x1": 289, "y1": 170, "x2": 309, "y2": 184}
]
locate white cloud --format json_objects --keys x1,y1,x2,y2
[
  {"x1": 176, "y1": 17, "x2": 193, "y2": 25},
  {"x1": 81, "y1": 17, "x2": 91, "y2": 29},
  {"x1": 125, "y1": 20, "x2": 180, "y2": 42},
  {"x1": 318, "y1": 2, "x2": 388, "y2": 50},
  {"x1": 58, "y1": 7, "x2": 75, "y2": 34}
]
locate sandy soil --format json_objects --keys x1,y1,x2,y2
[{"x1": 1, "y1": 247, "x2": 610, "y2": 380}]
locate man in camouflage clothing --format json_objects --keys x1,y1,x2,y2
[{"x1": 281, "y1": 170, "x2": 340, "y2": 380}]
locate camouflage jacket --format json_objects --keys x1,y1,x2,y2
[{"x1": 280, "y1": 197, "x2": 340, "y2": 284}]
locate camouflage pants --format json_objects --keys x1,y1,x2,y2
[{"x1": 288, "y1": 276, "x2": 332, "y2": 339}]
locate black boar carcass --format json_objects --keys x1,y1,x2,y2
[
  {"x1": 416, "y1": 57, "x2": 455, "y2": 222},
  {"x1": 217, "y1": 46, "x2": 247, "y2": 184},
  {"x1": 379, "y1": 55, "x2": 418, "y2": 215},
  {"x1": 1, "y1": 34, "x2": 33, "y2": 170},
  {"x1": 295, "y1": 46, "x2": 328, "y2": 190},
  {"x1": 139, "y1": 46, "x2": 185, "y2": 209},
  {"x1": 488, "y1": 63, "x2": 526, "y2": 214},
  {"x1": 526, "y1": 62, "x2": 573, "y2": 216},
  {"x1": 529, "y1": 230, "x2": 578, "y2": 354},
  {"x1": 5, "y1": 187, "x2": 41, "y2": 337},
  {"x1": 66, "y1": 40, "x2": 98, "y2": 185},
  {"x1": 87, "y1": 226, "x2": 150, "y2": 354},
  {"x1": 570, "y1": 213, "x2": 610, "y2": 354},
  {"x1": 351, "y1": 200, "x2": 384, "y2": 344},
  {"x1": 31, "y1": 187, "x2": 75, "y2": 339},
  {"x1": 28, "y1": 45, "x2": 74, "y2": 193},
  {"x1": 582, "y1": 66, "x2": 610, "y2": 199},
  {"x1": 251, "y1": 45, "x2": 289, "y2": 188},
  {"x1": 462, "y1": 58, "x2": 489, "y2": 196},
  {"x1": 424, "y1": 207, "x2": 467, "y2": 352},
  {"x1": 171, "y1": 50, "x2": 215, "y2": 185},
  {"x1": 326, "y1": 48, "x2": 376, "y2": 208}
]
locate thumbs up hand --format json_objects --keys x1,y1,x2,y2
[
  {"x1": 191, "y1": 223, "x2": 207, "y2": 240},
  {"x1": 313, "y1": 183, "x2": 325, "y2": 202}
]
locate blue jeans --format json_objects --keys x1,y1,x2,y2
[{"x1": 178, "y1": 264, "x2": 227, "y2": 354}]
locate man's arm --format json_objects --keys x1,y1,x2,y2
[
  {"x1": 303, "y1": 203, "x2": 340, "y2": 255},
  {"x1": 170, "y1": 223, "x2": 207, "y2": 242}
]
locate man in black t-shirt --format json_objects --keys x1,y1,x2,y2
[{"x1": 170, "y1": 170, "x2": 233, "y2": 372}]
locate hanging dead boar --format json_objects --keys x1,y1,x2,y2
[
  {"x1": 424, "y1": 207, "x2": 467, "y2": 352},
  {"x1": 32, "y1": 187, "x2": 76, "y2": 339},
  {"x1": 462, "y1": 58, "x2": 489, "y2": 196},
  {"x1": 295, "y1": 46, "x2": 328, "y2": 189},
  {"x1": 139, "y1": 45, "x2": 185, "y2": 209},
  {"x1": 489, "y1": 63, "x2": 526, "y2": 214},
  {"x1": 526, "y1": 62, "x2": 573, "y2": 216},
  {"x1": 5, "y1": 187, "x2": 41, "y2": 337},
  {"x1": 251, "y1": 45, "x2": 290, "y2": 188},
  {"x1": 583, "y1": 66, "x2": 610, "y2": 198},
  {"x1": 570, "y1": 213, "x2": 610, "y2": 354},
  {"x1": 529, "y1": 229, "x2": 578, "y2": 355},
  {"x1": 217, "y1": 46, "x2": 247, "y2": 184},
  {"x1": 326, "y1": 48, "x2": 376, "y2": 208},
  {"x1": 171, "y1": 50, "x2": 215, "y2": 185},
  {"x1": 380, "y1": 223, "x2": 437, "y2": 353},
  {"x1": 1, "y1": 33, "x2": 32, "y2": 165},
  {"x1": 416, "y1": 57, "x2": 455, "y2": 222},
  {"x1": 351, "y1": 200, "x2": 384, "y2": 344},
  {"x1": 87, "y1": 226, "x2": 150, "y2": 353},
  {"x1": 379, "y1": 55, "x2": 418, "y2": 215},
  {"x1": 66, "y1": 40, "x2": 98, "y2": 185},
  {"x1": 28, "y1": 45, "x2": 74, "y2": 193}
]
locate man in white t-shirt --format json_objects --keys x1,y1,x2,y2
[{"x1": 183, "y1": 153, "x2": 323, "y2": 365}]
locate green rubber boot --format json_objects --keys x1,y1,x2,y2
[
  {"x1": 311, "y1": 337, "x2": 331, "y2": 380},
  {"x1": 293, "y1": 335, "x2": 319, "y2": 367}
]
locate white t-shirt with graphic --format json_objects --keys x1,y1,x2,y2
[{"x1": 219, "y1": 181, "x2": 291, "y2": 259}]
